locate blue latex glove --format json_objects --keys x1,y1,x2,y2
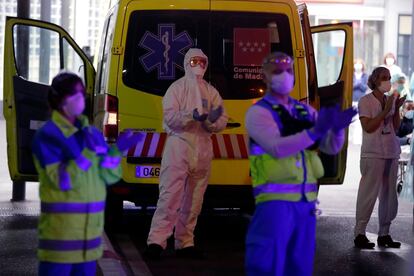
[
  {"x1": 311, "y1": 106, "x2": 336, "y2": 139},
  {"x1": 207, "y1": 105, "x2": 223, "y2": 123},
  {"x1": 193, "y1": 108, "x2": 208, "y2": 122},
  {"x1": 332, "y1": 106, "x2": 358, "y2": 133},
  {"x1": 117, "y1": 130, "x2": 144, "y2": 152}
]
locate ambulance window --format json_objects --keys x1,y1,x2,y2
[
  {"x1": 312, "y1": 30, "x2": 346, "y2": 87},
  {"x1": 62, "y1": 38, "x2": 85, "y2": 83},
  {"x1": 13, "y1": 25, "x2": 61, "y2": 84},
  {"x1": 96, "y1": 13, "x2": 115, "y2": 94},
  {"x1": 13, "y1": 24, "x2": 87, "y2": 85},
  {"x1": 209, "y1": 12, "x2": 293, "y2": 99},
  {"x1": 123, "y1": 10, "x2": 209, "y2": 96}
]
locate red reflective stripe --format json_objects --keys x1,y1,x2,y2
[
  {"x1": 237, "y1": 134, "x2": 249, "y2": 158},
  {"x1": 223, "y1": 134, "x2": 235, "y2": 158},
  {"x1": 211, "y1": 134, "x2": 221, "y2": 158},
  {"x1": 127, "y1": 142, "x2": 137, "y2": 157},
  {"x1": 155, "y1": 133, "x2": 167, "y2": 158},
  {"x1": 140, "y1": 132, "x2": 153, "y2": 157}
]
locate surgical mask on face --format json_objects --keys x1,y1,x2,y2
[
  {"x1": 270, "y1": 71, "x2": 294, "y2": 95},
  {"x1": 62, "y1": 92, "x2": 85, "y2": 118},
  {"x1": 354, "y1": 63, "x2": 363, "y2": 72},
  {"x1": 191, "y1": 66, "x2": 206, "y2": 77},
  {"x1": 405, "y1": 110, "x2": 414, "y2": 119},
  {"x1": 378, "y1": 80, "x2": 391, "y2": 93},
  {"x1": 397, "y1": 84, "x2": 405, "y2": 93},
  {"x1": 386, "y1": 58, "x2": 395, "y2": 66}
]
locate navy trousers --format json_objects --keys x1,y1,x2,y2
[
  {"x1": 245, "y1": 200, "x2": 316, "y2": 276},
  {"x1": 38, "y1": 260, "x2": 97, "y2": 276}
]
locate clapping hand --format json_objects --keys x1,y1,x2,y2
[
  {"x1": 117, "y1": 130, "x2": 144, "y2": 152},
  {"x1": 332, "y1": 106, "x2": 358, "y2": 134},
  {"x1": 207, "y1": 105, "x2": 223, "y2": 123},
  {"x1": 193, "y1": 108, "x2": 208, "y2": 122},
  {"x1": 311, "y1": 106, "x2": 336, "y2": 139},
  {"x1": 395, "y1": 95, "x2": 407, "y2": 109}
]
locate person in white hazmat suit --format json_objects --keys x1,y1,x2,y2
[{"x1": 145, "y1": 48, "x2": 228, "y2": 259}]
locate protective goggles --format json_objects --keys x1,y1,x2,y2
[
  {"x1": 263, "y1": 56, "x2": 293, "y2": 65},
  {"x1": 190, "y1": 57, "x2": 207, "y2": 68},
  {"x1": 263, "y1": 56, "x2": 293, "y2": 75}
]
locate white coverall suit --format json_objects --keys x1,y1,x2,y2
[{"x1": 147, "y1": 48, "x2": 228, "y2": 250}]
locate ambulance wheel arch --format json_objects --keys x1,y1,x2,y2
[
  {"x1": 3, "y1": 17, "x2": 95, "y2": 182},
  {"x1": 310, "y1": 22, "x2": 354, "y2": 184}
]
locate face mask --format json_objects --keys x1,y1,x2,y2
[
  {"x1": 270, "y1": 71, "x2": 294, "y2": 95},
  {"x1": 354, "y1": 63, "x2": 362, "y2": 72},
  {"x1": 62, "y1": 92, "x2": 85, "y2": 118},
  {"x1": 385, "y1": 58, "x2": 395, "y2": 66},
  {"x1": 405, "y1": 110, "x2": 414, "y2": 119},
  {"x1": 378, "y1": 80, "x2": 391, "y2": 93},
  {"x1": 191, "y1": 66, "x2": 206, "y2": 77},
  {"x1": 397, "y1": 84, "x2": 405, "y2": 93}
]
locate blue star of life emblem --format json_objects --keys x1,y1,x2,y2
[{"x1": 139, "y1": 24, "x2": 194, "y2": 80}]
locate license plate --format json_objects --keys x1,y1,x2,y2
[{"x1": 135, "y1": 165, "x2": 160, "y2": 178}]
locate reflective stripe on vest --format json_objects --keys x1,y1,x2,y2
[
  {"x1": 41, "y1": 201, "x2": 105, "y2": 213},
  {"x1": 253, "y1": 183, "x2": 318, "y2": 197},
  {"x1": 39, "y1": 237, "x2": 101, "y2": 251}
]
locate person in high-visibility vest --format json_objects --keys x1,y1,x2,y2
[
  {"x1": 244, "y1": 52, "x2": 356, "y2": 276},
  {"x1": 32, "y1": 72, "x2": 142, "y2": 276}
]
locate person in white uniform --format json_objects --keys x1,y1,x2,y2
[
  {"x1": 145, "y1": 48, "x2": 228, "y2": 259},
  {"x1": 354, "y1": 66, "x2": 406, "y2": 249}
]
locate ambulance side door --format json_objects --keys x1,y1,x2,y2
[
  {"x1": 311, "y1": 23, "x2": 354, "y2": 184},
  {"x1": 3, "y1": 17, "x2": 95, "y2": 182}
]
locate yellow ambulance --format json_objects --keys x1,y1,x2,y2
[{"x1": 3, "y1": 0, "x2": 353, "y2": 213}]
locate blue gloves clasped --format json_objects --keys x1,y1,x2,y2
[
  {"x1": 208, "y1": 105, "x2": 223, "y2": 123},
  {"x1": 193, "y1": 108, "x2": 208, "y2": 122}
]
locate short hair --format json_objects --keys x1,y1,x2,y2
[
  {"x1": 367, "y1": 67, "x2": 389, "y2": 90},
  {"x1": 48, "y1": 72, "x2": 84, "y2": 110}
]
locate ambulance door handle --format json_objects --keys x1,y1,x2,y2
[{"x1": 226, "y1": 122, "x2": 241, "y2": 129}]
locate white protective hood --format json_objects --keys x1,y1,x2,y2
[{"x1": 183, "y1": 48, "x2": 208, "y2": 113}]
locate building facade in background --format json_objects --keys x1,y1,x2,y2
[
  {"x1": 305, "y1": 0, "x2": 413, "y2": 78},
  {"x1": 0, "y1": 0, "x2": 107, "y2": 101}
]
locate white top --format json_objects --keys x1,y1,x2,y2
[{"x1": 358, "y1": 93, "x2": 401, "y2": 159}]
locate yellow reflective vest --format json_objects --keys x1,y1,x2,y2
[{"x1": 32, "y1": 111, "x2": 122, "y2": 263}]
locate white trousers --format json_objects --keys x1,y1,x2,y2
[
  {"x1": 354, "y1": 158, "x2": 399, "y2": 237},
  {"x1": 147, "y1": 135, "x2": 212, "y2": 249}
]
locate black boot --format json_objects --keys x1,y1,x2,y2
[
  {"x1": 144, "y1": 243, "x2": 163, "y2": 260},
  {"x1": 354, "y1": 234, "x2": 375, "y2": 249},
  {"x1": 377, "y1": 235, "x2": 401, "y2": 248}
]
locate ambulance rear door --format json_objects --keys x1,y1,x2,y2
[
  {"x1": 301, "y1": 12, "x2": 353, "y2": 184},
  {"x1": 3, "y1": 17, "x2": 95, "y2": 183}
]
